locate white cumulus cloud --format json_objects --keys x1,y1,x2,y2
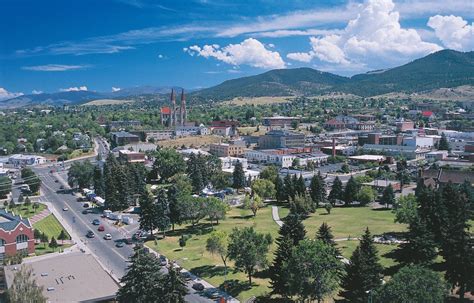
[
  {"x1": 428, "y1": 15, "x2": 474, "y2": 51},
  {"x1": 112, "y1": 87, "x2": 121, "y2": 92},
  {"x1": 59, "y1": 86, "x2": 88, "y2": 92},
  {"x1": 287, "y1": 0, "x2": 442, "y2": 71},
  {"x1": 185, "y1": 38, "x2": 286, "y2": 69},
  {"x1": 32, "y1": 90, "x2": 43, "y2": 94},
  {"x1": 0, "y1": 88, "x2": 24, "y2": 101}
]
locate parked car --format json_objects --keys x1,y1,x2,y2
[
  {"x1": 159, "y1": 255, "x2": 167, "y2": 266},
  {"x1": 83, "y1": 202, "x2": 90, "y2": 208},
  {"x1": 62, "y1": 207, "x2": 69, "y2": 211},
  {"x1": 103, "y1": 233, "x2": 112, "y2": 240},
  {"x1": 180, "y1": 271, "x2": 193, "y2": 281},
  {"x1": 86, "y1": 230, "x2": 95, "y2": 238},
  {"x1": 98, "y1": 225, "x2": 105, "y2": 232},
  {"x1": 59, "y1": 185, "x2": 64, "y2": 190},
  {"x1": 92, "y1": 219, "x2": 100, "y2": 225},
  {"x1": 192, "y1": 283, "x2": 205, "y2": 291},
  {"x1": 115, "y1": 241, "x2": 125, "y2": 248},
  {"x1": 82, "y1": 210, "x2": 89, "y2": 214}
]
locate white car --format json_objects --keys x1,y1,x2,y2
[
  {"x1": 103, "y1": 233, "x2": 112, "y2": 240},
  {"x1": 62, "y1": 207, "x2": 69, "y2": 211}
]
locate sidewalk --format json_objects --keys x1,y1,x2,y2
[
  {"x1": 271, "y1": 206, "x2": 283, "y2": 227},
  {"x1": 29, "y1": 208, "x2": 51, "y2": 224}
]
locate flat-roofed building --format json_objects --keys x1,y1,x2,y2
[
  {"x1": 118, "y1": 150, "x2": 145, "y2": 163},
  {"x1": 4, "y1": 252, "x2": 119, "y2": 302},
  {"x1": 262, "y1": 116, "x2": 301, "y2": 128},
  {"x1": 258, "y1": 130, "x2": 305, "y2": 149},
  {"x1": 110, "y1": 131, "x2": 140, "y2": 146},
  {"x1": 348, "y1": 155, "x2": 386, "y2": 163},
  {"x1": 210, "y1": 140, "x2": 246, "y2": 157}
]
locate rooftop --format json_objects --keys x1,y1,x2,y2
[
  {"x1": 0, "y1": 209, "x2": 31, "y2": 231},
  {"x1": 110, "y1": 131, "x2": 139, "y2": 138},
  {"x1": 4, "y1": 253, "x2": 119, "y2": 303}
]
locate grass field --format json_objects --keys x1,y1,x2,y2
[
  {"x1": 82, "y1": 99, "x2": 134, "y2": 106},
  {"x1": 10, "y1": 203, "x2": 46, "y2": 218},
  {"x1": 302, "y1": 206, "x2": 407, "y2": 239},
  {"x1": 222, "y1": 96, "x2": 294, "y2": 106},
  {"x1": 147, "y1": 204, "x2": 406, "y2": 301},
  {"x1": 157, "y1": 135, "x2": 221, "y2": 148},
  {"x1": 33, "y1": 214, "x2": 70, "y2": 240}
]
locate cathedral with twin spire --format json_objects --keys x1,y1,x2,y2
[{"x1": 160, "y1": 89, "x2": 187, "y2": 127}]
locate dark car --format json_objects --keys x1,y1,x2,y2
[
  {"x1": 159, "y1": 255, "x2": 167, "y2": 266},
  {"x1": 192, "y1": 283, "x2": 205, "y2": 291},
  {"x1": 59, "y1": 185, "x2": 64, "y2": 190},
  {"x1": 98, "y1": 225, "x2": 105, "y2": 232},
  {"x1": 181, "y1": 272, "x2": 193, "y2": 282},
  {"x1": 92, "y1": 219, "x2": 100, "y2": 225},
  {"x1": 86, "y1": 230, "x2": 95, "y2": 238},
  {"x1": 115, "y1": 241, "x2": 125, "y2": 248},
  {"x1": 82, "y1": 210, "x2": 89, "y2": 214}
]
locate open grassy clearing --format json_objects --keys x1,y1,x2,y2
[
  {"x1": 147, "y1": 204, "x2": 407, "y2": 301},
  {"x1": 82, "y1": 99, "x2": 134, "y2": 106},
  {"x1": 222, "y1": 96, "x2": 294, "y2": 106},
  {"x1": 157, "y1": 135, "x2": 221, "y2": 148}
]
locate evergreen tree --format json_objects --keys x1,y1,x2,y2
[
  {"x1": 310, "y1": 172, "x2": 326, "y2": 208},
  {"x1": 187, "y1": 153, "x2": 205, "y2": 193},
  {"x1": 270, "y1": 212, "x2": 306, "y2": 296},
  {"x1": 93, "y1": 165, "x2": 105, "y2": 197},
  {"x1": 161, "y1": 267, "x2": 188, "y2": 303},
  {"x1": 328, "y1": 176, "x2": 343, "y2": 204},
  {"x1": 275, "y1": 176, "x2": 286, "y2": 203},
  {"x1": 152, "y1": 148, "x2": 186, "y2": 183},
  {"x1": 343, "y1": 176, "x2": 358, "y2": 206},
  {"x1": 294, "y1": 175, "x2": 306, "y2": 197},
  {"x1": 232, "y1": 161, "x2": 246, "y2": 189},
  {"x1": 316, "y1": 222, "x2": 339, "y2": 254},
  {"x1": 139, "y1": 193, "x2": 157, "y2": 236},
  {"x1": 57, "y1": 230, "x2": 69, "y2": 244},
  {"x1": 438, "y1": 132, "x2": 450, "y2": 151},
  {"x1": 117, "y1": 248, "x2": 169, "y2": 302},
  {"x1": 381, "y1": 184, "x2": 396, "y2": 208},
  {"x1": 155, "y1": 189, "x2": 171, "y2": 238},
  {"x1": 284, "y1": 174, "x2": 295, "y2": 201},
  {"x1": 397, "y1": 215, "x2": 437, "y2": 266},
  {"x1": 49, "y1": 237, "x2": 58, "y2": 250},
  {"x1": 340, "y1": 228, "x2": 383, "y2": 302},
  {"x1": 439, "y1": 182, "x2": 473, "y2": 300},
  {"x1": 104, "y1": 153, "x2": 120, "y2": 210}
]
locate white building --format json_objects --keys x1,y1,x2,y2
[
  {"x1": 175, "y1": 124, "x2": 209, "y2": 137},
  {"x1": 426, "y1": 150, "x2": 448, "y2": 162},
  {"x1": 8, "y1": 154, "x2": 46, "y2": 167},
  {"x1": 244, "y1": 150, "x2": 295, "y2": 168},
  {"x1": 403, "y1": 136, "x2": 434, "y2": 149},
  {"x1": 219, "y1": 157, "x2": 248, "y2": 170}
]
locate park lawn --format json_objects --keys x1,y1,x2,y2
[
  {"x1": 33, "y1": 214, "x2": 70, "y2": 240},
  {"x1": 147, "y1": 205, "x2": 281, "y2": 302},
  {"x1": 337, "y1": 240, "x2": 399, "y2": 269},
  {"x1": 12, "y1": 203, "x2": 46, "y2": 219},
  {"x1": 302, "y1": 206, "x2": 407, "y2": 239},
  {"x1": 33, "y1": 243, "x2": 72, "y2": 256}
]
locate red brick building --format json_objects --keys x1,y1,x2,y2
[{"x1": 0, "y1": 209, "x2": 35, "y2": 260}]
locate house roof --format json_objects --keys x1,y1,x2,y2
[
  {"x1": 422, "y1": 111, "x2": 434, "y2": 117},
  {"x1": 161, "y1": 106, "x2": 171, "y2": 114},
  {"x1": 325, "y1": 119, "x2": 345, "y2": 125},
  {"x1": 0, "y1": 209, "x2": 31, "y2": 231}
]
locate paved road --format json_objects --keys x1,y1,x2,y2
[{"x1": 33, "y1": 138, "x2": 219, "y2": 303}]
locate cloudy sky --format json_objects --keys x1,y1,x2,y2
[{"x1": 0, "y1": 0, "x2": 472, "y2": 99}]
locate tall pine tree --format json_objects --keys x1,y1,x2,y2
[
  {"x1": 232, "y1": 161, "x2": 246, "y2": 189},
  {"x1": 316, "y1": 222, "x2": 339, "y2": 255},
  {"x1": 328, "y1": 176, "x2": 343, "y2": 204},
  {"x1": 340, "y1": 228, "x2": 383, "y2": 302},
  {"x1": 270, "y1": 212, "x2": 306, "y2": 297},
  {"x1": 310, "y1": 172, "x2": 326, "y2": 208},
  {"x1": 275, "y1": 176, "x2": 286, "y2": 203},
  {"x1": 343, "y1": 176, "x2": 358, "y2": 206}
]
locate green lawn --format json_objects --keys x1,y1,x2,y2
[
  {"x1": 33, "y1": 214, "x2": 70, "y2": 240},
  {"x1": 8, "y1": 203, "x2": 46, "y2": 219},
  {"x1": 302, "y1": 206, "x2": 407, "y2": 239},
  {"x1": 337, "y1": 240, "x2": 399, "y2": 268},
  {"x1": 146, "y1": 205, "x2": 408, "y2": 302}
]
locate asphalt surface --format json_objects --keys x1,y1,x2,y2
[{"x1": 33, "y1": 138, "x2": 217, "y2": 303}]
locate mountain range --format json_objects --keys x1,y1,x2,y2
[{"x1": 1, "y1": 50, "x2": 473, "y2": 108}]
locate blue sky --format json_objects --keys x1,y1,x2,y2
[{"x1": 0, "y1": 0, "x2": 472, "y2": 98}]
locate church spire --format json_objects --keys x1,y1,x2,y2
[
  {"x1": 171, "y1": 89, "x2": 176, "y2": 127},
  {"x1": 180, "y1": 89, "x2": 186, "y2": 126}
]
